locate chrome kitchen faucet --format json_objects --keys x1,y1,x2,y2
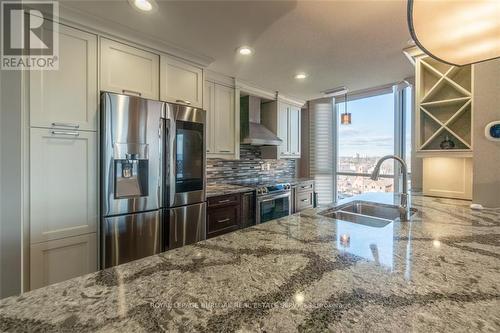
[{"x1": 371, "y1": 155, "x2": 410, "y2": 221}]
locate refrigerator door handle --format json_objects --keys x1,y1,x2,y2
[
  {"x1": 158, "y1": 118, "x2": 164, "y2": 205},
  {"x1": 169, "y1": 119, "x2": 176, "y2": 208}
]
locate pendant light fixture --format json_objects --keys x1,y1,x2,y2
[
  {"x1": 408, "y1": 0, "x2": 500, "y2": 66},
  {"x1": 340, "y1": 92, "x2": 351, "y2": 125}
]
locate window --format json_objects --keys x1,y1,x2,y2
[
  {"x1": 336, "y1": 93, "x2": 395, "y2": 200},
  {"x1": 335, "y1": 85, "x2": 412, "y2": 201}
]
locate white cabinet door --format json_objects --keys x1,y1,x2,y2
[
  {"x1": 30, "y1": 233, "x2": 97, "y2": 290},
  {"x1": 423, "y1": 157, "x2": 473, "y2": 200},
  {"x1": 30, "y1": 24, "x2": 97, "y2": 131},
  {"x1": 100, "y1": 38, "x2": 159, "y2": 99},
  {"x1": 30, "y1": 128, "x2": 97, "y2": 243},
  {"x1": 277, "y1": 102, "x2": 290, "y2": 157},
  {"x1": 214, "y1": 84, "x2": 235, "y2": 154},
  {"x1": 160, "y1": 55, "x2": 203, "y2": 108},
  {"x1": 204, "y1": 81, "x2": 215, "y2": 153},
  {"x1": 288, "y1": 106, "x2": 301, "y2": 158}
]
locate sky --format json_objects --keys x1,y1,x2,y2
[{"x1": 337, "y1": 90, "x2": 412, "y2": 157}]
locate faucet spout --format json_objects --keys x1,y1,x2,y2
[{"x1": 371, "y1": 155, "x2": 410, "y2": 221}]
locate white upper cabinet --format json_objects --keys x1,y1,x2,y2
[
  {"x1": 30, "y1": 128, "x2": 97, "y2": 243},
  {"x1": 214, "y1": 84, "x2": 235, "y2": 154},
  {"x1": 261, "y1": 99, "x2": 302, "y2": 159},
  {"x1": 160, "y1": 55, "x2": 203, "y2": 108},
  {"x1": 30, "y1": 24, "x2": 97, "y2": 131},
  {"x1": 204, "y1": 80, "x2": 236, "y2": 157},
  {"x1": 277, "y1": 102, "x2": 290, "y2": 157},
  {"x1": 100, "y1": 38, "x2": 159, "y2": 99},
  {"x1": 204, "y1": 80, "x2": 215, "y2": 153},
  {"x1": 288, "y1": 106, "x2": 301, "y2": 156}
]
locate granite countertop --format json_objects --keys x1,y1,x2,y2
[
  {"x1": 1, "y1": 193, "x2": 499, "y2": 332},
  {"x1": 206, "y1": 183, "x2": 255, "y2": 198}
]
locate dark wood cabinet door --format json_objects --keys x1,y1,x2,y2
[
  {"x1": 241, "y1": 191, "x2": 255, "y2": 228},
  {"x1": 207, "y1": 202, "x2": 241, "y2": 238}
]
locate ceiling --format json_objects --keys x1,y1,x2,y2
[{"x1": 60, "y1": 0, "x2": 414, "y2": 101}]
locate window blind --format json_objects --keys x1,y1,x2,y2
[{"x1": 308, "y1": 98, "x2": 335, "y2": 205}]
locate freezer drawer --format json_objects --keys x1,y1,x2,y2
[
  {"x1": 166, "y1": 203, "x2": 206, "y2": 250},
  {"x1": 102, "y1": 210, "x2": 161, "y2": 268}
]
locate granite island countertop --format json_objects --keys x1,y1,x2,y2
[{"x1": 1, "y1": 193, "x2": 499, "y2": 332}]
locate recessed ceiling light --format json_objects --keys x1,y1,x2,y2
[
  {"x1": 128, "y1": 0, "x2": 157, "y2": 12},
  {"x1": 237, "y1": 46, "x2": 253, "y2": 56},
  {"x1": 295, "y1": 73, "x2": 307, "y2": 80}
]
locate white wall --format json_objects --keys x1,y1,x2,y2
[
  {"x1": 473, "y1": 58, "x2": 500, "y2": 208},
  {"x1": 0, "y1": 70, "x2": 23, "y2": 298}
]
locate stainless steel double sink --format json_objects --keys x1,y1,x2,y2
[{"x1": 319, "y1": 200, "x2": 417, "y2": 227}]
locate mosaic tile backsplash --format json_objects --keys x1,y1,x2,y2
[{"x1": 206, "y1": 145, "x2": 296, "y2": 184}]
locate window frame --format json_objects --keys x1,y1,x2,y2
[{"x1": 334, "y1": 82, "x2": 412, "y2": 201}]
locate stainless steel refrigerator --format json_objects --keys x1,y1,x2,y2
[{"x1": 100, "y1": 92, "x2": 206, "y2": 269}]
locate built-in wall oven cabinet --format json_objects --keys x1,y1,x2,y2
[{"x1": 256, "y1": 192, "x2": 291, "y2": 224}]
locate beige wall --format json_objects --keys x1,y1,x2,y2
[{"x1": 473, "y1": 58, "x2": 500, "y2": 208}]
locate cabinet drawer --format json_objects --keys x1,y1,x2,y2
[
  {"x1": 207, "y1": 194, "x2": 240, "y2": 207},
  {"x1": 207, "y1": 205, "x2": 240, "y2": 237},
  {"x1": 297, "y1": 181, "x2": 314, "y2": 193},
  {"x1": 296, "y1": 191, "x2": 313, "y2": 211}
]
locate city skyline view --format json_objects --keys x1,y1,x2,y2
[
  {"x1": 337, "y1": 92, "x2": 395, "y2": 157},
  {"x1": 336, "y1": 89, "x2": 412, "y2": 199}
]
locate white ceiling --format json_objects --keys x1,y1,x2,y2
[{"x1": 60, "y1": 0, "x2": 414, "y2": 100}]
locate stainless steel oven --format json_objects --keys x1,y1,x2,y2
[{"x1": 256, "y1": 184, "x2": 292, "y2": 224}]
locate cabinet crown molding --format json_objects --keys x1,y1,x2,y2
[
  {"x1": 403, "y1": 45, "x2": 425, "y2": 66},
  {"x1": 58, "y1": 4, "x2": 213, "y2": 67},
  {"x1": 277, "y1": 94, "x2": 306, "y2": 108},
  {"x1": 235, "y1": 80, "x2": 276, "y2": 101},
  {"x1": 205, "y1": 70, "x2": 235, "y2": 88}
]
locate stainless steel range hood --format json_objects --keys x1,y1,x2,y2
[{"x1": 240, "y1": 95, "x2": 282, "y2": 146}]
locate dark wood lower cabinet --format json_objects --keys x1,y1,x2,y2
[
  {"x1": 207, "y1": 204, "x2": 240, "y2": 238},
  {"x1": 240, "y1": 192, "x2": 255, "y2": 229},
  {"x1": 206, "y1": 192, "x2": 255, "y2": 239}
]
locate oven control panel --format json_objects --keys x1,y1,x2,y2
[{"x1": 256, "y1": 183, "x2": 291, "y2": 195}]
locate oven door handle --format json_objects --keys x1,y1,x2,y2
[{"x1": 257, "y1": 192, "x2": 291, "y2": 203}]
